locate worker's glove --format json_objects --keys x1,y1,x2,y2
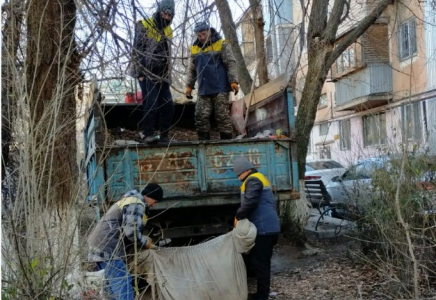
[
  {"x1": 146, "y1": 237, "x2": 153, "y2": 249},
  {"x1": 234, "y1": 217, "x2": 238, "y2": 227},
  {"x1": 230, "y1": 82, "x2": 239, "y2": 95},
  {"x1": 186, "y1": 86, "x2": 193, "y2": 99}
]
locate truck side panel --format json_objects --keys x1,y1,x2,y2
[{"x1": 103, "y1": 140, "x2": 295, "y2": 204}]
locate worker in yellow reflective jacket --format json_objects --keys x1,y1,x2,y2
[
  {"x1": 186, "y1": 21, "x2": 239, "y2": 141},
  {"x1": 87, "y1": 184, "x2": 164, "y2": 300},
  {"x1": 130, "y1": 0, "x2": 175, "y2": 144},
  {"x1": 233, "y1": 156, "x2": 280, "y2": 300}
]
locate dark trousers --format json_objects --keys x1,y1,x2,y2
[
  {"x1": 250, "y1": 234, "x2": 278, "y2": 300},
  {"x1": 138, "y1": 78, "x2": 174, "y2": 137}
]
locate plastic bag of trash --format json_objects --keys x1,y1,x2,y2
[
  {"x1": 230, "y1": 98, "x2": 246, "y2": 135},
  {"x1": 64, "y1": 269, "x2": 105, "y2": 299}
]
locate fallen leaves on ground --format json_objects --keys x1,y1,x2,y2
[
  {"x1": 248, "y1": 241, "x2": 389, "y2": 300},
  {"x1": 267, "y1": 258, "x2": 386, "y2": 300}
]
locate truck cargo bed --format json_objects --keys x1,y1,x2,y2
[{"x1": 84, "y1": 77, "x2": 298, "y2": 239}]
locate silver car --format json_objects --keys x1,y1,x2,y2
[
  {"x1": 305, "y1": 159, "x2": 346, "y2": 186},
  {"x1": 326, "y1": 157, "x2": 389, "y2": 207}
]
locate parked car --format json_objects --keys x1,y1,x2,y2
[
  {"x1": 304, "y1": 159, "x2": 346, "y2": 207},
  {"x1": 305, "y1": 159, "x2": 346, "y2": 186},
  {"x1": 328, "y1": 155, "x2": 436, "y2": 202},
  {"x1": 326, "y1": 156, "x2": 393, "y2": 208}
]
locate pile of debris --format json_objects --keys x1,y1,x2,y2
[
  {"x1": 108, "y1": 128, "x2": 141, "y2": 142},
  {"x1": 106, "y1": 127, "x2": 221, "y2": 143}
]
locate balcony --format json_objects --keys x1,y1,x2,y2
[{"x1": 335, "y1": 64, "x2": 393, "y2": 111}]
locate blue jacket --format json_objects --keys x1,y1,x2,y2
[
  {"x1": 236, "y1": 172, "x2": 280, "y2": 235},
  {"x1": 187, "y1": 29, "x2": 238, "y2": 96}
]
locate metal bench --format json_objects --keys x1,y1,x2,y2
[{"x1": 304, "y1": 179, "x2": 361, "y2": 232}]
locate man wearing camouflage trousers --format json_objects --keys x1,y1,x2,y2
[{"x1": 185, "y1": 21, "x2": 239, "y2": 140}]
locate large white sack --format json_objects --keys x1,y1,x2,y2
[{"x1": 136, "y1": 219, "x2": 256, "y2": 300}]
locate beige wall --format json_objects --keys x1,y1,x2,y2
[{"x1": 389, "y1": 0, "x2": 428, "y2": 101}]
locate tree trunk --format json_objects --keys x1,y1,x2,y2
[
  {"x1": 296, "y1": 49, "x2": 330, "y2": 178},
  {"x1": 215, "y1": 0, "x2": 253, "y2": 94},
  {"x1": 249, "y1": 0, "x2": 269, "y2": 85},
  {"x1": 1, "y1": 0, "x2": 25, "y2": 179},
  {"x1": 26, "y1": 0, "x2": 81, "y2": 209}
]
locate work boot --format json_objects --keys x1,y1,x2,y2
[
  {"x1": 197, "y1": 131, "x2": 210, "y2": 141},
  {"x1": 220, "y1": 132, "x2": 233, "y2": 140},
  {"x1": 143, "y1": 134, "x2": 159, "y2": 144}
]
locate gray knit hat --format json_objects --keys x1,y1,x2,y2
[
  {"x1": 158, "y1": 0, "x2": 175, "y2": 16},
  {"x1": 233, "y1": 157, "x2": 255, "y2": 176},
  {"x1": 194, "y1": 21, "x2": 211, "y2": 33}
]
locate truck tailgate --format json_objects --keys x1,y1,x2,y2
[{"x1": 102, "y1": 139, "x2": 297, "y2": 207}]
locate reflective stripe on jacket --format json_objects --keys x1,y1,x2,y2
[
  {"x1": 240, "y1": 173, "x2": 281, "y2": 235},
  {"x1": 87, "y1": 192, "x2": 149, "y2": 262},
  {"x1": 141, "y1": 18, "x2": 173, "y2": 41},
  {"x1": 130, "y1": 17, "x2": 173, "y2": 79}
]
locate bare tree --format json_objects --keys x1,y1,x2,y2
[
  {"x1": 215, "y1": 0, "x2": 253, "y2": 94},
  {"x1": 26, "y1": 0, "x2": 81, "y2": 209},
  {"x1": 248, "y1": 0, "x2": 269, "y2": 85}
]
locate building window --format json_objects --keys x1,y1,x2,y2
[
  {"x1": 335, "y1": 44, "x2": 357, "y2": 74},
  {"x1": 266, "y1": 35, "x2": 273, "y2": 63},
  {"x1": 363, "y1": 112, "x2": 387, "y2": 147},
  {"x1": 342, "y1": 51, "x2": 349, "y2": 68},
  {"x1": 336, "y1": 55, "x2": 343, "y2": 74},
  {"x1": 340, "y1": 119, "x2": 351, "y2": 150},
  {"x1": 319, "y1": 122, "x2": 330, "y2": 136},
  {"x1": 399, "y1": 18, "x2": 417, "y2": 60},
  {"x1": 318, "y1": 94, "x2": 327, "y2": 108},
  {"x1": 318, "y1": 145, "x2": 331, "y2": 159},
  {"x1": 401, "y1": 102, "x2": 422, "y2": 141},
  {"x1": 349, "y1": 48, "x2": 355, "y2": 68}
]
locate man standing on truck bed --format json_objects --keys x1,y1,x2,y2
[
  {"x1": 185, "y1": 21, "x2": 239, "y2": 141},
  {"x1": 233, "y1": 156, "x2": 280, "y2": 300},
  {"x1": 130, "y1": 0, "x2": 175, "y2": 143},
  {"x1": 87, "y1": 183, "x2": 164, "y2": 300}
]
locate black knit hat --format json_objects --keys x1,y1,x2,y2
[{"x1": 141, "y1": 183, "x2": 164, "y2": 201}]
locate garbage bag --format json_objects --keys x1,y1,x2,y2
[{"x1": 136, "y1": 219, "x2": 256, "y2": 300}]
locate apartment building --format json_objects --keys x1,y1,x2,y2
[
  {"x1": 236, "y1": 0, "x2": 435, "y2": 166},
  {"x1": 300, "y1": 0, "x2": 436, "y2": 166},
  {"x1": 237, "y1": 0, "x2": 297, "y2": 80}
]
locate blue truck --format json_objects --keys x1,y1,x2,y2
[{"x1": 84, "y1": 76, "x2": 299, "y2": 240}]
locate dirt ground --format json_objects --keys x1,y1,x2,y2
[{"x1": 255, "y1": 236, "x2": 388, "y2": 300}]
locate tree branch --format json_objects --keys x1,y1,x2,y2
[
  {"x1": 327, "y1": 0, "x2": 393, "y2": 66},
  {"x1": 324, "y1": 0, "x2": 346, "y2": 42}
]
